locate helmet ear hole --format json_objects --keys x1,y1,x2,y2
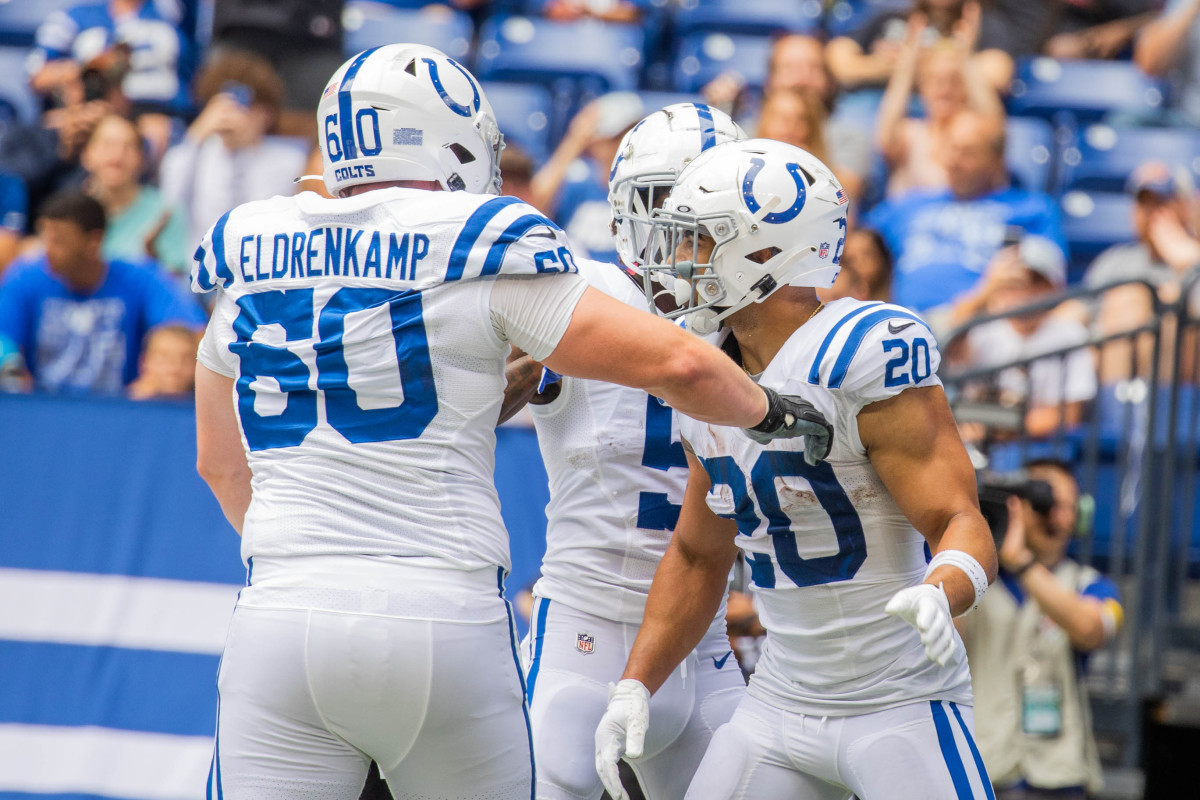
[
  {"x1": 446, "y1": 143, "x2": 475, "y2": 164},
  {"x1": 746, "y1": 246, "x2": 781, "y2": 265}
]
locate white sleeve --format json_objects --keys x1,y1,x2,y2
[
  {"x1": 196, "y1": 293, "x2": 238, "y2": 377},
  {"x1": 488, "y1": 273, "x2": 588, "y2": 362}
]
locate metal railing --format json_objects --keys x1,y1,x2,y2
[{"x1": 939, "y1": 274, "x2": 1200, "y2": 768}]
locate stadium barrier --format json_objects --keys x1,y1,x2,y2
[
  {"x1": 0, "y1": 393, "x2": 550, "y2": 800},
  {"x1": 940, "y1": 273, "x2": 1200, "y2": 769}
]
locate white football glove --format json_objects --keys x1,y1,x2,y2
[
  {"x1": 594, "y1": 679, "x2": 650, "y2": 800},
  {"x1": 884, "y1": 583, "x2": 960, "y2": 667}
]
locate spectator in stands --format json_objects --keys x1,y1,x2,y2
[
  {"x1": 0, "y1": 171, "x2": 28, "y2": 277},
  {"x1": 80, "y1": 114, "x2": 189, "y2": 275},
  {"x1": 0, "y1": 191, "x2": 203, "y2": 395},
  {"x1": 1138, "y1": 1, "x2": 1200, "y2": 125},
  {"x1": 756, "y1": 86, "x2": 864, "y2": 200},
  {"x1": 528, "y1": 92, "x2": 643, "y2": 263},
  {"x1": 706, "y1": 34, "x2": 873, "y2": 196},
  {"x1": 0, "y1": 51, "x2": 128, "y2": 232},
  {"x1": 826, "y1": 0, "x2": 1013, "y2": 98},
  {"x1": 820, "y1": 228, "x2": 894, "y2": 303},
  {"x1": 960, "y1": 459, "x2": 1121, "y2": 800},
  {"x1": 208, "y1": 0, "x2": 344, "y2": 139},
  {"x1": 948, "y1": 236, "x2": 1096, "y2": 437},
  {"x1": 541, "y1": 0, "x2": 647, "y2": 24},
  {"x1": 1042, "y1": 0, "x2": 1158, "y2": 60},
  {"x1": 499, "y1": 143, "x2": 538, "y2": 208},
  {"x1": 876, "y1": 14, "x2": 1005, "y2": 197},
  {"x1": 1083, "y1": 161, "x2": 1200, "y2": 382},
  {"x1": 865, "y1": 110, "x2": 1067, "y2": 314},
  {"x1": 159, "y1": 51, "x2": 308, "y2": 251},
  {"x1": 27, "y1": 0, "x2": 193, "y2": 120},
  {"x1": 0, "y1": 334, "x2": 30, "y2": 392},
  {"x1": 126, "y1": 323, "x2": 197, "y2": 400}
]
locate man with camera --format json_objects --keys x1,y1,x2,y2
[{"x1": 962, "y1": 460, "x2": 1123, "y2": 799}]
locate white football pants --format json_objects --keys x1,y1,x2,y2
[
  {"x1": 685, "y1": 692, "x2": 993, "y2": 799},
  {"x1": 208, "y1": 562, "x2": 533, "y2": 800},
  {"x1": 523, "y1": 596, "x2": 746, "y2": 800}
]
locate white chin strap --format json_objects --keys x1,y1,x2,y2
[{"x1": 689, "y1": 309, "x2": 719, "y2": 335}]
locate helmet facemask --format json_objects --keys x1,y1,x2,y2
[{"x1": 642, "y1": 207, "x2": 743, "y2": 335}]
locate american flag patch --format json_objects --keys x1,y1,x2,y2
[
  {"x1": 576, "y1": 632, "x2": 595, "y2": 655},
  {"x1": 836, "y1": 188, "x2": 849, "y2": 205},
  {"x1": 818, "y1": 242, "x2": 830, "y2": 259},
  {"x1": 322, "y1": 81, "x2": 338, "y2": 100},
  {"x1": 393, "y1": 128, "x2": 424, "y2": 146}
]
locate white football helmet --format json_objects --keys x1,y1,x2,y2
[
  {"x1": 317, "y1": 44, "x2": 504, "y2": 197},
  {"x1": 608, "y1": 103, "x2": 745, "y2": 269},
  {"x1": 644, "y1": 138, "x2": 849, "y2": 334}
]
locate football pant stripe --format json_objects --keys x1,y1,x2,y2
[
  {"x1": 950, "y1": 702, "x2": 995, "y2": 800},
  {"x1": 930, "y1": 700, "x2": 974, "y2": 800},
  {"x1": 499, "y1": 568, "x2": 536, "y2": 799},
  {"x1": 525, "y1": 596, "x2": 551, "y2": 702}
]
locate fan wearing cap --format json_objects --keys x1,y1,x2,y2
[
  {"x1": 1082, "y1": 160, "x2": 1200, "y2": 382},
  {"x1": 949, "y1": 235, "x2": 1097, "y2": 437}
]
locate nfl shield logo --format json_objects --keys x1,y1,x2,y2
[
  {"x1": 576, "y1": 632, "x2": 595, "y2": 655},
  {"x1": 818, "y1": 242, "x2": 830, "y2": 259}
]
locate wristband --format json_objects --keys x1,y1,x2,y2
[{"x1": 924, "y1": 549, "x2": 989, "y2": 616}]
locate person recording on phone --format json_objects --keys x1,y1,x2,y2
[
  {"x1": 160, "y1": 50, "x2": 307, "y2": 250},
  {"x1": 960, "y1": 459, "x2": 1123, "y2": 800}
]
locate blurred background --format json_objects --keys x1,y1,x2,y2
[{"x1": 2, "y1": 0, "x2": 1200, "y2": 798}]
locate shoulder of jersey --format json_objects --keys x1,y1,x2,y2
[
  {"x1": 805, "y1": 299, "x2": 936, "y2": 391},
  {"x1": 574, "y1": 257, "x2": 648, "y2": 308}
]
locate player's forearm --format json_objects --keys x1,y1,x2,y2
[
  {"x1": 200, "y1": 469, "x2": 251, "y2": 536},
  {"x1": 642, "y1": 338, "x2": 769, "y2": 428},
  {"x1": 622, "y1": 540, "x2": 732, "y2": 694},
  {"x1": 925, "y1": 510, "x2": 997, "y2": 616},
  {"x1": 499, "y1": 348, "x2": 541, "y2": 424}
]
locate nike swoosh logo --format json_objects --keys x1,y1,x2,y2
[
  {"x1": 712, "y1": 651, "x2": 733, "y2": 670},
  {"x1": 887, "y1": 321, "x2": 915, "y2": 334}
]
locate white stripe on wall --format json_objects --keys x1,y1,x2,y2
[
  {"x1": 0, "y1": 724, "x2": 212, "y2": 800},
  {"x1": 0, "y1": 568, "x2": 239, "y2": 654}
]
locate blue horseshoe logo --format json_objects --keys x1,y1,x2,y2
[
  {"x1": 742, "y1": 158, "x2": 807, "y2": 224},
  {"x1": 424, "y1": 57, "x2": 480, "y2": 118}
]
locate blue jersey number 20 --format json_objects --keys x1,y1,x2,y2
[
  {"x1": 703, "y1": 451, "x2": 866, "y2": 589},
  {"x1": 229, "y1": 288, "x2": 436, "y2": 451}
]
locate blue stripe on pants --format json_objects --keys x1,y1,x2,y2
[
  {"x1": 526, "y1": 597, "x2": 551, "y2": 702},
  {"x1": 950, "y1": 702, "x2": 996, "y2": 800},
  {"x1": 500, "y1": 567, "x2": 536, "y2": 800},
  {"x1": 931, "y1": 700, "x2": 974, "y2": 799}
]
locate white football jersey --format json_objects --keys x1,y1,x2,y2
[
  {"x1": 193, "y1": 188, "x2": 580, "y2": 574},
  {"x1": 530, "y1": 259, "x2": 698, "y2": 624},
  {"x1": 679, "y1": 298, "x2": 973, "y2": 716}
]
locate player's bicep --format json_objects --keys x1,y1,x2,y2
[
  {"x1": 858, "y1": 385, "x2": 981, "y2": 542},
  {"x1": 672, "y1": 449, "x2": 740, "y2": 569}
]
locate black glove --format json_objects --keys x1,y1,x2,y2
[{"x1": 745, "y1": 386, "x2": 834, "y2": 464}]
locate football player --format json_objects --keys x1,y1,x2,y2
[
  {"x1": 192, "y1": 47, "x2": 832, "y2": 800},
  {"x1": 594, "y1": 139, "x2": 999, "y2": 799},
  {"x1": 510, "y1": 104, "x2": 750, "y2": 800}
]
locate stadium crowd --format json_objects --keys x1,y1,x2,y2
[{"x1": 0, "y1": 0, "x2": 1192, "y2": 797}]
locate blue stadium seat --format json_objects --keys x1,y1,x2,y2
[
  {"x1": 0, "y1": 46, "x2": 40, "y2": 125},
  {"x1": 481, "y1": 80, "x2": 556, "y2": 165},
  {"x1": 342, "y1": 2, "x2": 473, "y2": 62},
  {"x1": 1058, "y1": 124, "x2": 1200, "y2": 193},
  {"x1": 475, "y1": 15, "x2": 644, "y2": 96},
  {"x1": 0, "y1": 0, "x2": 76, "y2": 47},
  {"x1": 674, "y1": 0, "x2": 823, "y2": 39},
  {"x1": 1008, "y1": 58, "x2": 1167, "y2": 125},
  {"x1": 823, "y1": 0, "x2": 911, "y2": 39},
  {"x1": 672, "y1": 32, "x2": 772, "y2": 94},
  {"x1": 1059, "y1": 190, "x2": 1135, "y2": 282},
  {"x1": 1005, "y1": 116, "x2": 1056, "y2": 193}
]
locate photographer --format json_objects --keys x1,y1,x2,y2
[{"x1": 960, "y1": 460, "x2": 1123, "y2": 799}]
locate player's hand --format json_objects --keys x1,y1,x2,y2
[
  {"x1": 885, "y1": 583, "x2": 960, "y2": 667},
  {"x1": 744, "y1": 386, "x2": 834, "y2": 464},
  {"x1": 595, "y1": 679, "x2": 650, "y2": 800}
]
